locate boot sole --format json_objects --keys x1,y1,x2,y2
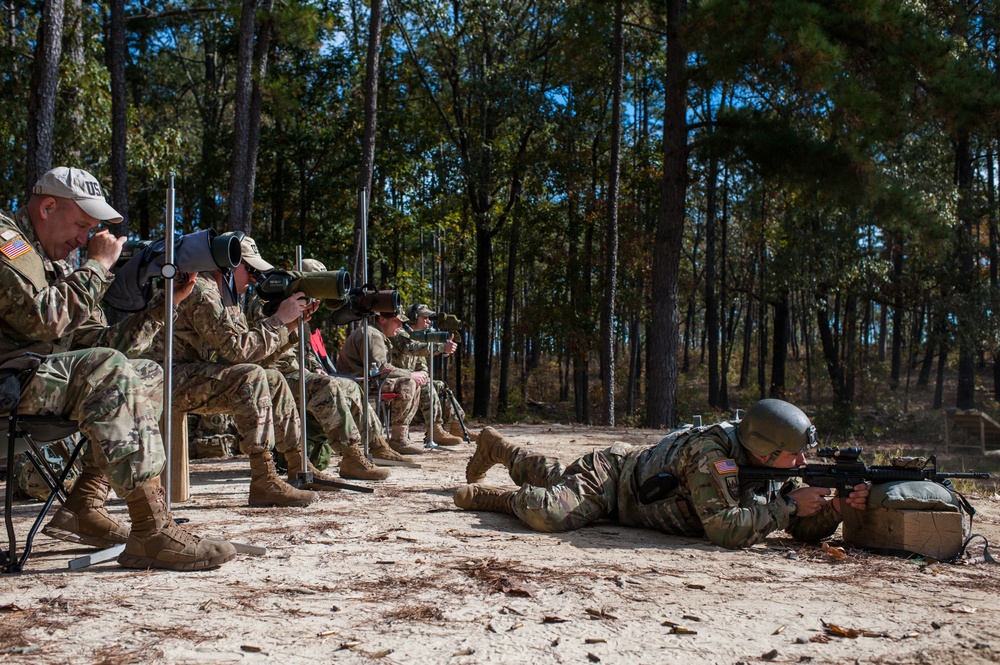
[
  {"x1": 117, "y1": 549, "x2": 237, "y2": 571},
  {"x1": 42, "y1": 525, "x2": 128, "y2": 549},
  {"x1": 248, "y1": 497, "x2": 317, "y2": 507}
]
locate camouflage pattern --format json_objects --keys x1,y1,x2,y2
[
  {"x1": 392, "y1": 330, "x2": 465, "y2": 426},
  {"x1": 503, "y1": 422, "x2": 844, "y2": 548},
  {"x1": 189, "y1": 414, "x2": 237, "y2": 459},
  {"x1": 0, "y1": 209, "x2": 168, "y2": 494},
  {"x1": 243, "y1": 293, "x2": 387, "y2": 451},
  {"x1": 338, "y1": 320, "x2": 419, "y2": 426},
  {"x1": 168, "y1": 273, "x2": 289, "y2": 365},
  {"x1": 168, "y1": 273, "x2": 300, "y2": 455},
  {"x1": 14, "y1": 437, "x2": 82, "y2": 501},
  {"x1": 0, "y1": 209, "x2": 166, "y2": 364}
]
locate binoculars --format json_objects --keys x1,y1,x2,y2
[
  {"x1": 104, "y1": 229, "x2": 242, "y2": 312},
  {"x1": 256, "y1": 269, "x2": 352, "y2": 316},
  {"x1": 408, "y1": 329, "x2": 450, "y2": 344},
  {"x1": 327, "y1": 286, "x2": 401, "y2": 325},
  {"x1": 430, "y1": 312, "x2": 462, "y2": 332}
]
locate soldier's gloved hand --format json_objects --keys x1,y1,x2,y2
[
  {"x1": 88, "y1": 230, "x2": 126, "y2": 271},
  {"x1": 785, "y1": 486, "x2": 834, "y2": 517},
  {"x1": 832, "y1": 482, "x2": 869, "y2": 514},
  {"x1": 173, "y1": 272, "x2": 198, "y2": 305},
  {"x1": 275, "y1": 291, "x2": 309, "y2": 325}
]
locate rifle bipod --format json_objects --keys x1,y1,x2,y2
[{"x1": 292, "y1": 471, "x2": 374, "y2": 494}]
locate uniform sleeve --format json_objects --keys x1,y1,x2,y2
[
  {"x1": 677, "y1": 437, "x2": 790, "y2": 549},
  {"x1": 786, "y1": 501, "x2": 843, "y2": 543},
  {"x1": 72, "y1": 292, "x2": 166, "y2": 357},
  {"x1": 178, "y1": 278, "x2": 289, "y2": 364},
  {"x1": 0, "y1": 258, "x2": 112, "y2": 342}
]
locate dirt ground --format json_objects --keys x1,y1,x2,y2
[{"x1": 2, "y1": 422, "x2": 1000, "y2": 665}]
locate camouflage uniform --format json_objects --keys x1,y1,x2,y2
[
  {"x1": 391, "y1": 329, "x2": 465, "y2": 426},
  {"x1": 245, "y1": 294, "x2": 382, "y2": 455},
  {"x1": 164, "y1": 273, "x2": 299, "y2": 456},
  {"x1": 505, "y1": 422, "x2": 843, "y2": 548},
  {"x1": 0, "y1": 208, "x2": 167, "y2": 494},
  {"x1": 337, "y1": 320, "x2": 419, "y2": 427}
]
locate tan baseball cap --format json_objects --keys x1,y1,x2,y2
[
  {"x1": 300, "y1": 258, "x2": 327, "y2": 273},
  {"x1": 410, "y1": 303, "x2": 435, "y2": 318},
  {"x1": 239, "y1": 235, "x2": 275, "y2": 272},
  {"x1": 32, "y1": 167, "x2": 123, "y2": 223}
]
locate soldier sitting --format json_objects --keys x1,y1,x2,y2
[
  {"x1": 162, "y1": 234, "x2": 317, "y2": 507},
  {"x1": 245, "y1": 255, "x2": 405, "y2": 481},
  {"x1": 2, "y1": 167, "x2": 234, "y2": 570}
]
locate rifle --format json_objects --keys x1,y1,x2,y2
[{"x1": 739, "y1": 447, "x2": 991, "y2": 498}]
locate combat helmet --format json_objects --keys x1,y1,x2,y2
[{"x1": 737, "y1": 399, "x2": 816, "y2": 464}]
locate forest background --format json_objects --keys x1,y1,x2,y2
[{"x1": 4, "y1": 0, "x2": 1000, "y2": 444}]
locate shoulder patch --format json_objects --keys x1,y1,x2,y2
[
  {"x1": 0, "y1": 237, "x2": 31, "y2": 260},
  {"x1": 713, "y1": 458, "x2": 738, "y2": 475},
  {"x1": 0, "y1": 232, "x2": 46, "y2": 291},
  {"x1": 0, "y1": 229, "x2": 18, "y2": 242}
]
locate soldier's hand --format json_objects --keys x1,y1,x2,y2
[
  {"x1": 88, "y1": 230, "x2": 126, "y2": 271},
  {"x1": 411, "y1": 370, "x2": 429, "y2": 386},
  {"x1": 442, "y1": 334, "x2": 458, "y2": 355},
  {"x1": 833, "y1": 482, "x2": 870, "y2": 514},
  {"x1": 785, "y1": 486, "x2": 834, "y2": 517},
  {"x1": 276, "y1": 291, "x2": 309, "y2": 325},
  {"x1": 173, "y1": 272, "x2": 197, "y2": 305},
  {"x1": 301, "y1": 299, "x2": 321, "y2": 323}
]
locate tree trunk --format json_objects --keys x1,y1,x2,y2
[
  {"x1": 600, "y1": 0, "x2": 623, "y2": 426},
  {"x1": 352, "y1": 0, "x2": 383, "y2": 277},
  {"x1": 955, "y1": 132, "x2": 976, "y2": 409},
  {"x1": 472, "y1": 225, "x2": 493, "y2": 417},
  {"x1": 769, "y1": 292, "x2": 789, "y2": 399},
  {"x1": 108, "y1": 0, "x2": 128, "y2": 233},
  {"x1": 705, "y1": 155, "x2": 719, "y2": 407},
  {"x1": 497, "y1": 218, "x2": 520, "y2": 414},
  {"x1": 26, "y1": 0, "x2": 64, "y2": 192},
  {"x1": 239, "y1": 0, "x2": 274, "y2": 231},
  {"x1": 646, "y1": 0, "x2": 687, "y2": 429},
  {"x1": 890, "y1": 236, "x2": 904, "y2": 387},
  {"x1": 227, "y1": 0, "x2": 257, "y2": 233}
]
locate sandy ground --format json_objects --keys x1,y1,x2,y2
[{"x1": 2, "y1": 422, "x2": 1000, "y2": 665}]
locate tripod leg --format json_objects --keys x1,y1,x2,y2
[{"x1": 446, "y1": 389, "x2": 472, "y2": 444}]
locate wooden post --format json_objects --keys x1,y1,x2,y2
[
  {"x1": 980, "y1": 413, "x2": 986, "y2": 454},
  {"x1": 944, "y1": 411, "x2": 950, "y2": 454},
  {"x1": 158, "y1": 412, "x2": 189, "y2": 503}
]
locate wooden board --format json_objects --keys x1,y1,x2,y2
[
  {"x1": 842, "y1": 506, "x2": 963, "y2": 560},
  {"x1": 944, "y1": 408, "x2": 1000, "y2": 454}
]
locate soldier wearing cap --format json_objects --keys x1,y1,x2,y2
[
  {"x1": 454, "y1": 399, "x2": 870, "y2": 549},
  {"x1": 392, "y1": 302, "x2": 470, "y2": 445},
  {"x1": 0, "y1": 167, "x2": 235, "y2": 570},
  {"x1": 244, "y1": 257, "x2": 404, "y2": 481},
  {"x1": 161, "y1": 234, "x2": 319, "y2": 507},
  {"x1": 338, "y1": 306, "x2": 424, "y2": 454}
]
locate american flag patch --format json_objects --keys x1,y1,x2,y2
[
  {"x1": 0, "y1": 238, "x2": 30, "y2": 260},
  {"x1": 713, "y1": 459, "x2": 738, "y2": 475}
]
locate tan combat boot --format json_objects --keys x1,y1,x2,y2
[
  {"x1": 339, "y1": 445, "x2": 390, "y2": 480},
  {"x1": 248, "y1": 451, "x2": 318, "y2": 507},
  {"x1": 465, "y1": 427, "x2": 520, "y2": 483},
  {"x1": 283, "y1": 446, "x2": 341, "y2": 492},
  {"x1": 118, "y1": 478, "x2": 237, "y2": 571},
  {"x1": 450, "y1": 421, "x2": 478, "y2": 442},
  {"x1": 453, "y1": 484, "x2": 515, "y2": 514},
  {"x1": 369, "y1": 434, "x2": 407, "y2": 462},
  {"x1": 428, "y1": 422, "x2": 464, "y2": 446},
  {"x1": 389, "y1": 425, "x2": 424, "y2": 455},
  {"x1": 42, "y1": 468, "x2": 130, "y2": 548}
]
